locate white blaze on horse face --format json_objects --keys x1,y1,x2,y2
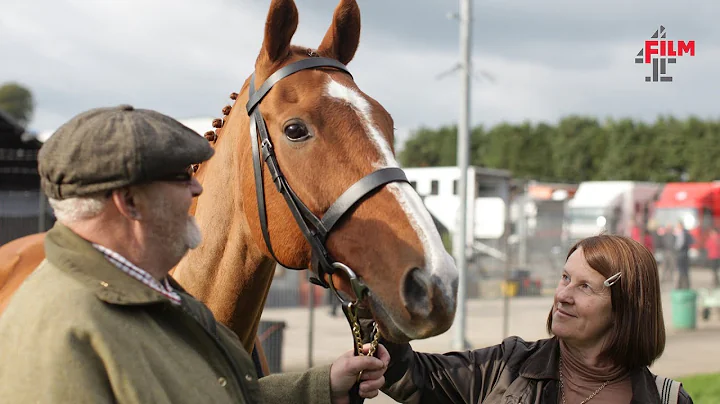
[{"x1": 325, "y1": 79, "x2": 457, "y2": 303}]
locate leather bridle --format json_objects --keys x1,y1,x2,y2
[
  {"x1": 246, "y1": 55, "x2": 408, "y2": 302},
  {"x1": 245, "y1": 54, "x2": 408, "y2": 402}
]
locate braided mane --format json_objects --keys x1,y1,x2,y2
[{"x1": 191, "y1": 48, "x2": 320, "y2": 174}]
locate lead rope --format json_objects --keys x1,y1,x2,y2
[{"x1": 342, "y1": 301, "x2": 381, "y2": 404}]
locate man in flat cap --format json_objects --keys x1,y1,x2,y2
[{"x1": 0, "y1": 105, "x2": 388, "y2": 404}]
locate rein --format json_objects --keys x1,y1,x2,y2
[{"x1": 245, "y1": 53, "x2": 408, "y2": 403}]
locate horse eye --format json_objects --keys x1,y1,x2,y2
[{"x1": 284, "y1": 122, "x2": 310, "y2": 141}]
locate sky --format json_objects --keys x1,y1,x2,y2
[{"x1": 1, "y1": 0, "x2": 716, "y2": 149}]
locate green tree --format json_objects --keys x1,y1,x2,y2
[
  {"x1": 469, "y1": 125, "x2": 487, "y2": 167},
  {"x1": 397, "y1": 114, "x2": 720, "y2": 183},
  {"x1": 650, "y1": 115, "x2": 690, "y2": 182},
  {"x1": 478, "y1": 121, "x2": 556, "y2": 181},
  {"x1": 0, "y1": 82, "x2": 34, "y2": 128},
  {"x1": 399, "y1": 125, "x2": 458, "y2": 167},
  {"x1": 530, "y1": 122, "x2": 558, "y2": 181},
  {"x1": 683, "y1": 117, "x2": 720, "y2": 181},
  {"x1": 599, "y1": 118, "x2": 659, "y2": 181},
  {"x1": 480, "y1": 122, "x2": 529, "y2": 176},
  {"x1": 550, "y1": 116, "x2": 607, "y2": 182}
]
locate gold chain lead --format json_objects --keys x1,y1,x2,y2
[{"x1": 347, "y1": 302, "x2": 381, "y2": 382}]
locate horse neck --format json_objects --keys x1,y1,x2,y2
[{"x1": 172, "y1": 110, "x2": 276, "y2": 352}]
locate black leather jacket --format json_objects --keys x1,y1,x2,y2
[{"x1": 381, "y1": 336, "x2": 693, "y2": 404}]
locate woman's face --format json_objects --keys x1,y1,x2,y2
[{"x1": 551, "y1": 247, "x2": 614, "y2": 350}]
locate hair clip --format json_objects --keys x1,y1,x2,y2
[{"x1": 604, "y1": 273, "x2": 622, "y2": 287}]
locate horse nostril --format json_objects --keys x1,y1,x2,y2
[{"x1": 401, "y1": 267, "x2": 432, "y2": 318}]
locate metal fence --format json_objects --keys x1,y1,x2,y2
[
  {"x1": 258, "y1": 267, "x2": 336, "y2": 372},
  {"x1": 0, "y1": 146, "x2": 55, "y2": 243},
  {"x1": 0, "y1": 189, "x2": 55, "y2": 244}
]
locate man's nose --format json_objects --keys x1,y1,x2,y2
[{"x1": 190, "y1": 178, "x2": 203, "y2": 197}]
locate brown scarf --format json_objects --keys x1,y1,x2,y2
[{"x1": 558, "y1": 340, "x2": 633, "y2": 404}]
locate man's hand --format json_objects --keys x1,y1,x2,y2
[{"x1": 329, "y1": 343, "x2": 390, "y2": 404}]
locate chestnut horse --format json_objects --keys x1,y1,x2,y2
[
  {"x1": 0, "y1": 0, "x2": 459, "y2": 376},
  {"x1": 0, "y1": 233, "x2": 46, "y2": 315}
]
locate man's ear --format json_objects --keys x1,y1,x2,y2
[{"x1": 112, "y1": 188, "x2": 141, "y2": 220}]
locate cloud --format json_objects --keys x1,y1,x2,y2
[
  {"x1": 1, "y1": 0, "x2": 271, "y2": 129},
  {"x1": 300, "y1": 0, "x2": 716, "y2": 69},
  {"x1": 0, "y1": 0, "x2": 716, "y2": 151},
  {"x1": 349, "y1": 37, "x2": 715, "y2": 147}
]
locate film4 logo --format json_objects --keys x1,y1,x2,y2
[{"x1": 635, "y1": 25, "x2": 696, "y2": 82}]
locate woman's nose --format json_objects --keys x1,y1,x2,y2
[{"x1": 556, "y1": 284, "x2": 574, "y2": 303}]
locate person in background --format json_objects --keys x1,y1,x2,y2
[
  {"x1": 631, "y1": 219, "x2": 655, "y2": 255},
  {"x1": 630, "y1": 218, "x2": 644, "y2": 243},
  {"x1": 328, "y1": 288, "x2": 341, "y2": 317},
  {"x1": 0, "y1": 105, "x2": 389, "y2": 404},
  {"x1": 659, "y1": 224, "x2": 677, "y2": 284},
  {"x1": 643, "y1": 227, "x2": 655, "y2": 254},
  {"x1": 704, "y1": 227, "x2": 720, "y2": 288},
  {"x1": 674, "y1": 221, "x2": 693, "y2": 290},
  {"x1": 378, "y1": 235, "x2": 693, "y2": 404}
]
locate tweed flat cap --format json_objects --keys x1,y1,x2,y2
[{"x1": 38, "y1": 105, "x2": 214, "y2": 199}]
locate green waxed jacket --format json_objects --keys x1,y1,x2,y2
[{"x1": 0, "y1": 222, "x2": 332, "y2": 404}]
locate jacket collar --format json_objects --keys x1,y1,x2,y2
[
  {"x1": 519, "y1": 336, "x2": 561, "y2": 380},
  {"x1": 629, "y1": 368, "x2": 663, "y2": 404},
  {"x1": 45, "y1": 222, "x2": 183, "y2": 306},
  {"x1": 519, "y1": 337, "x2": 663, "y2": 404}
]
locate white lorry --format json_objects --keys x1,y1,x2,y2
[{"x1": 562, "y1": 181, "x2": 662, "y2": 247}]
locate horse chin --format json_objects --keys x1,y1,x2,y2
[{"x1": 363, "y1": 294, "x2": 413, "y2": 344}]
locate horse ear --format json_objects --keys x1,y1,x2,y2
[
  {"x1": 317, "y1": 0, "x2": 361, "y2": 65},
  {"x1": 258, "y1": 0, "x2": 299, "y2": 66}
]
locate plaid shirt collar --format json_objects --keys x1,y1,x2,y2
[{"x1": 91, "y1": 244, "x2": 182, "y2": 305}]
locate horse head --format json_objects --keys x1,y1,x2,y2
[{"x1": 195, "y1": 0, "x2": 459, "y2": 344}]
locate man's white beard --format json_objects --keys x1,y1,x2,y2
[
  {"x1": 147, "y1": 195, "x2": 202, "y2": 260},
  {"x1": 185, "y1": 216, "x2": 202, "y2": 250}
]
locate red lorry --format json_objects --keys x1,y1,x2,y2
[{"x1": 651, "y1": 182, "x2": 720, "y2": 263}]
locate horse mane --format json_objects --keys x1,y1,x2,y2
[
  {"x1": 190, "y1": 94, "x2": 232, "y2": 174},
  {"x1": 191, "y1": 46, "x2": 322, "y2": 175}
]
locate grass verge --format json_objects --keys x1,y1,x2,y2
[{"x1": 678, "y1": 372, "x2": 720, "y2": 403}]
